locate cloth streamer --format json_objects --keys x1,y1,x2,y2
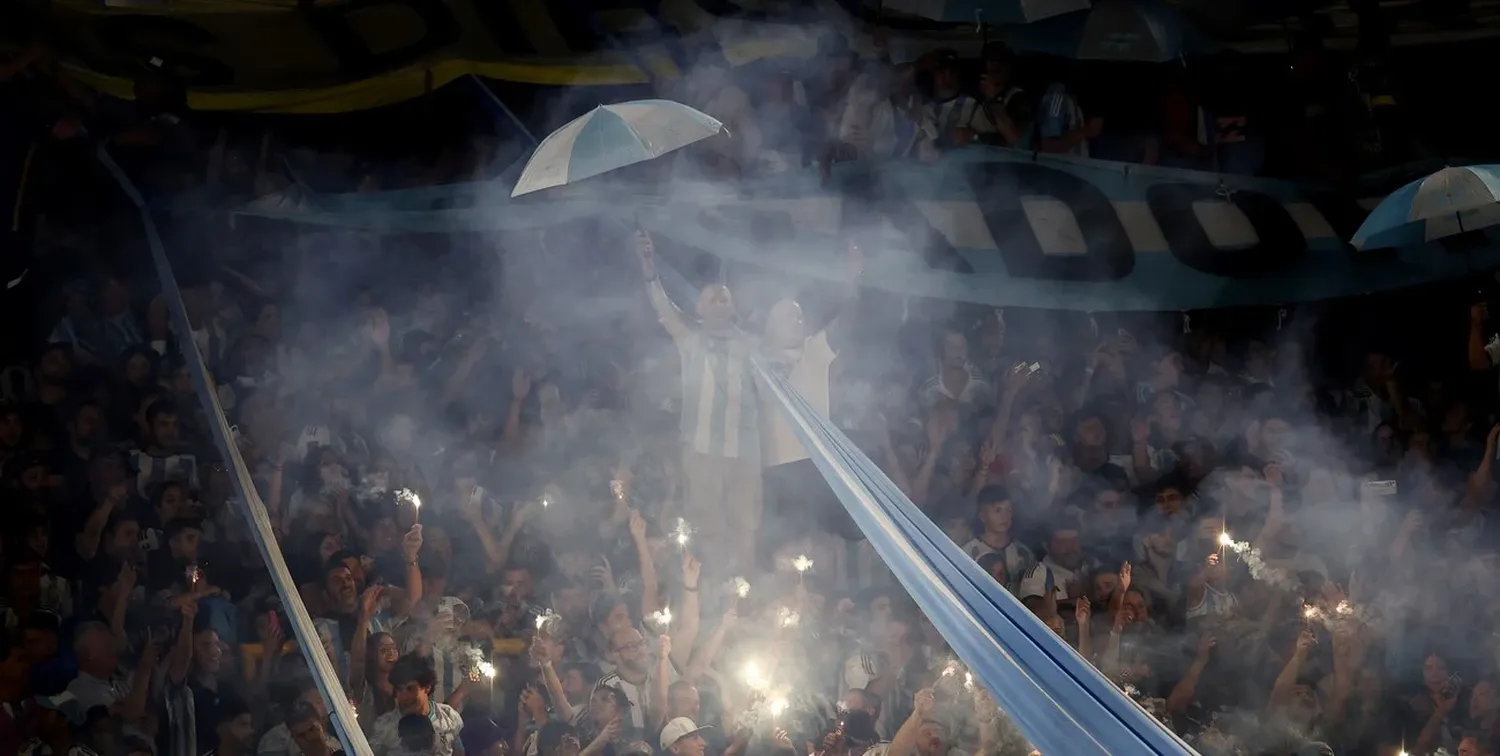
[
  {"x1": 647, "y1": 261, "x2": 1196, "y2": 756},
  {"x1": 94, "y1": 147, "x2": 373, "y2": 756}
]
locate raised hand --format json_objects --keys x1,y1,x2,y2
[
  {"x1": 1118, "y1": 561, "x2": 1132, "y2": 593},
  {"x1": 364, "y1": 308, "x2": 390, "y2": 346},
  {"x1": 401, "y1": 524, "x2": 423, "y2": 562},
  {"x1": 1195, "y1": 633, "x2": 1217, "y2": 661},
  {"x1": 635, "y1": 232, "x2": 657, "y2": 279},
  {"x1": 512, "y1": 369, "x2": 533, "y2": 401},
  {"x1": 682, "y1": 553, "x2": 702, "y2": 588},
  {"x1": 1074, "y1": 596, "x2": 1092, "y2": 625},
  {"x1": 628, "y1": 509, "x2": 647, "y2": 541},
  {"x1": 658, "y1": 634, "x2": 672, "y2": 658},
  {"x1": 913, "y1": 688, "x2": 936, "y2": 719},
  {"x1": 359, "y1": 585, "x2": 383, "y2": 619}
]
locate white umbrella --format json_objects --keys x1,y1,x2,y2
[{"x1": 511, "y1": 99, "x2": 723, "y2": 198}]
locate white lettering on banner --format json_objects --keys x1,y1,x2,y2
[
  {"x1": 1113, "y1": 201, "x2": 1170, "y2": 254},
  {"x1": 1192, "y1": 201, "x2": 1260, "y2": 249},
  {"x1": 1021, "y1": 198, "x2": 1088, "y2": 257},
  {"x1": 1284, "y1": 203, "x2": 1339, "y2": 241}
]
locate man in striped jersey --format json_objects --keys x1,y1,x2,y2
[{"x1": 635, "y1": 232, "x2": 762, "y2": 568}]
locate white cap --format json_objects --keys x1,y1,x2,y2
[{"x1": 659, "y1": 718, "x2": 712, "y2": 750}]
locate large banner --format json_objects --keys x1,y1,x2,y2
[
  {"x1": 229, "y1": 149, "x2": 1490, "y2": 311},
  {"x1": 39, "y1": 0, "x2": 846, "y2": 113}
]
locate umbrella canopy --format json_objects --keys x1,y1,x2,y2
[
  {"x1": 1353, "y1": 165, "x2": 1500, "y2": 250},
  {"x1": 1004, "y1": 0, "x2": 1209, "y2": 61},
  {"x1": 881, "y1": 0, "x2": 1089, "y2": 24},
  {"x1": 511, "y1": 100, "x2": 723, "y2": 198}
]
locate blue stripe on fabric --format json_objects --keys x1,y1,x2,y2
[
  {"x1": 567, "y1": 107, "x2": 654, "y2": 186},
  {"x1": 94, "y1": 147, "x2": 373, "y2": 756},
  {"x1": 755, "y1": 361, "x2": 1196, "y2": 756}
]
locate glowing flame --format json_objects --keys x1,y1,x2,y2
[
  {"x1": 742, "y1": 660, "x2": 770, "y2": 691},
  {"x1": 964, "y1": 672, "x2": 974, "y2": 691},
  {"x1": 478, "y1": 661, "x2": 496, "y2": 679},
  {"x1": 535, "y1": 609, "x2": 557, "y2": 631},
  {"x1": 777, "y1": 606, "x2": 800, "y2": 628},
  {"x1": 941, "y1": 661, "x2": 958, "y2": 678},
  {"x1": 734, "y1": 577, "x2": 751, "y2": 598},
  {"x1": 396, "y1": 488, "x2": 422, "y2": 509},
  {"x1": 1335, "y1": 600, "x2": 1353, "y2": 616},
  {"x1": 610, "y1": 480, "x2": 625, "y2": 501},
  {"x1": 650, "y1": 607, "x2": 673, "y2": 628},
  {"x1": 1217, "y1": 531, "x2": 1234, "y2": 547},
  {"x1": 541, "y1": 495, "x2": 551, "y2": 508},
  {"x1": 673, "y1": 518, "x2": 691, "y2": 548},
  {"x1": 1302, "y1": 604, "x2": 1322, "y2": 620},
  {"x1": 792, "y1": 554, "x2": 813, "y2": 573},
  {"x1": 769, "y1": 698, "x2": 788, "y2": 718}
]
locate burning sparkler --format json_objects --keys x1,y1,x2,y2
[
  {"x1": 672, "y1": 518, "x2": 692, "y2": 549},
  {"x1": 792, "y1": 554, "x2": 813, "y2": 573},
  {"x1": 650, "y1": 607, "x2": 674, "y2": 629},
  {"x1": 964, "y1": 672, "x2": 974, "y2": 692},
  {"x1": 1215, "y1": 530, "x2": 1293, "y2": 588},
  {"x1": 777, "y1": 606, "x2": 800, "y2": 628},
  {"x1": 733, "y1": 576, "x2": 751, "y2": 599},
  {"x1": 742, "y1": 660, "x2": 770, "y2": 692},
  {"x1": 396, "y1": 488, "x2": 422, "y2": 521},
  {"x1": 1302, "y1": 604, "x2": 1322, "y2": 621},
  {"x1": 478, "y1": 661, "x2": 496, "y2": 679},
  {"x1": 610, "y1": 479, "x2": 626, "y2": 503},
  {"x1": 941, "y1": 660, "x2": 959, "y2": 678},
  {"x1": 769, "y1": 697, "x2": 788, "y2": 720},
  {"x1": 534, "y1": 608, "x2": 559, "y2": 636}
]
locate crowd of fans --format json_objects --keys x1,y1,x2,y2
[{"x1": 0, "y1": 21, "x2": 1496, "y2": 756}]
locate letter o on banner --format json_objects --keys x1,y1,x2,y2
[
  {"x1": 1146, "y1": 183, "x2": 1307, "y2": 278},
  {"x1": 965, "y1": 162, "x2": 1134, "y2": 281}
]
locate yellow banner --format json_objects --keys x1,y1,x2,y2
[{"x1": 42, "y1": 0, "x2": 821, "y2": 114}]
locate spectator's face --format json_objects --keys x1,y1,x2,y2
[
  {"x1": 1122, "y1": 592, "x2": 1149, "y2": 624},
  {"x1": 934, "y1": 65, "x2": 960, "y2": 94},
  {"x1": 1260, "y1": 419, "x2": 1291, "y2": 454},
  {"x1": 553, "y1": 586, "x2": 588, "y2": 621},
  {"x1": 500, "y1": 568, "x2": 533, "y2": 603},
  {"x1": 318, "y1": 534, "x2": 342, "y2": 564},
  {"x1": 1151, "y1": 393, "x2": 1181, "y2": 434},
  {"x1": 169, "y1": 527, "x2": 202, "y2": 561},
  {"x1": 940, "y1": 333, "x2": 968, "y2": 368},
  {"x1": 22, "y1": 628, "x2": 57, "y2": 661},
  {"x1": 1047, "y1": 530, "x2": 1081, "y2": 569},
  {"x1": 395, "y1": 679, "x2": 432, "y2": 715},
  {"x1": 194, "y1": 629, "x2": 224, "y2": 673},
  {"x1": 325, "y1": 566, "x2": 359, "y2": 612},
  {"x1": 1093, "y1": 489, "x2": 1124, "y2": 514},
  {"x1": 589, "y1": 687, "x2": 622, "y2": 723},
  {"x1": 916, "y1": 721, "x2": 946, "y2": 755},
  {"x1": 156, "y1": 483, "x2": 190, "y2": 520},
  {"x1": 219, "y1": 713, "x2": 255, "y2": 748},
  {"x1": 125, "y1": 354, "x2": 152, "y2": 385},
  {"x1": 671, "y1": 734, "x2": 706, "y2": 756},
  {"x1": 1423, "y1": 653, "x2": 1450, "y2": 690},
  {"x1": 1153, "y1": 487, "x2": 1185, "y2": 516},
  {"x1": 371, "y1": 517, "x2": 399, "y2": 553},
  {"x1": 150, "y1": 412, "x2": 180, "y2": 448},
  {"x1": 1472, "y1": 680, "x2": 1497, "y2": 720},
  {"x1": 696, "y1": 285, "x2": 734, "y2": 328},
  {"x1": 72, "y1": 404, "x2": 103, "y2": 443},
  {"x1": 289, "y1": 718, "x2": 328, "y2": 754},
  {"x1": 601, "y1": 602, "x2": 633, "y2": 635},
  {"x1": 978, "y1": 499, "x2": 1013, "y2": 533},
  {"x1": 562, "y1": 668, "x2": 588, "y2": 700},
  {"x1": 1091, "y1": 573, "x2": 1120, "y2": 603},
  {"x1": 79, "y1": 626, "x2": 120, "y2": 673},
  {"x1": 109, "y1": 521, "x2": 141, "y2": 556},
  {"x1": 1074, "y1": 417, "x2": 1106, "y2": 449},
  {"x1": 609, "y1": 628, "x2": 649, "y2": 674},
  {"x1": 39, "y1": 349, "x2": 70, "y2": 382},
  {"x1": 376, "y1": 635, "x2": 400, "y2": 670},
  {"x1": 670, "y1": 684, "x2": 700, "y2": 719},
  {"x1": 1460, "y1": 736, "x2": 1491, "y2": 756}
]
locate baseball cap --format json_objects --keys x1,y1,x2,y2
[
  {"x1": 34, "y1": 691, "x2": 88, "y2": 725},
  {"x1": 659, "y1": 717, "x2": 712, "y2": 750}
]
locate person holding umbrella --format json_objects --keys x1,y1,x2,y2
[{"x1": 633, "y1": 231, "x2": 762, "y2": 571}]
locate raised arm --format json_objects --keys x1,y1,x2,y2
[
  {"x1": 636, "y1": 232, "x2": 693, "y2": 343},
  {"x1": 670, "y1": 553, "x2": 702, "y2": 668}
]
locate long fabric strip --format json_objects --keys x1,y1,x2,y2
[
  {"x1": 647, "y1": 261, "x2": 1194, "y2": 755},
  {"x1": 95, "y1": 147, "x2": 374, "y2": 756}
]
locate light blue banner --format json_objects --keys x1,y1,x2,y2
[{"x1": 227, "y1": 150, "x2": 1494, "y2": 311}]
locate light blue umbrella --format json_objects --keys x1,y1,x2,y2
[
  {"x1": 1005, "y1": 0, "x2": 1210, "y2": 61},
  {"x1": 511, "y1": 100, "x2": 723, "y2": 198},
  {"x1": 1353, "y1": 165, "x2": 1500, "y2": 250},
  {"x1": 881, "y1": 0, "x2": 1089, "y2": 24}
]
